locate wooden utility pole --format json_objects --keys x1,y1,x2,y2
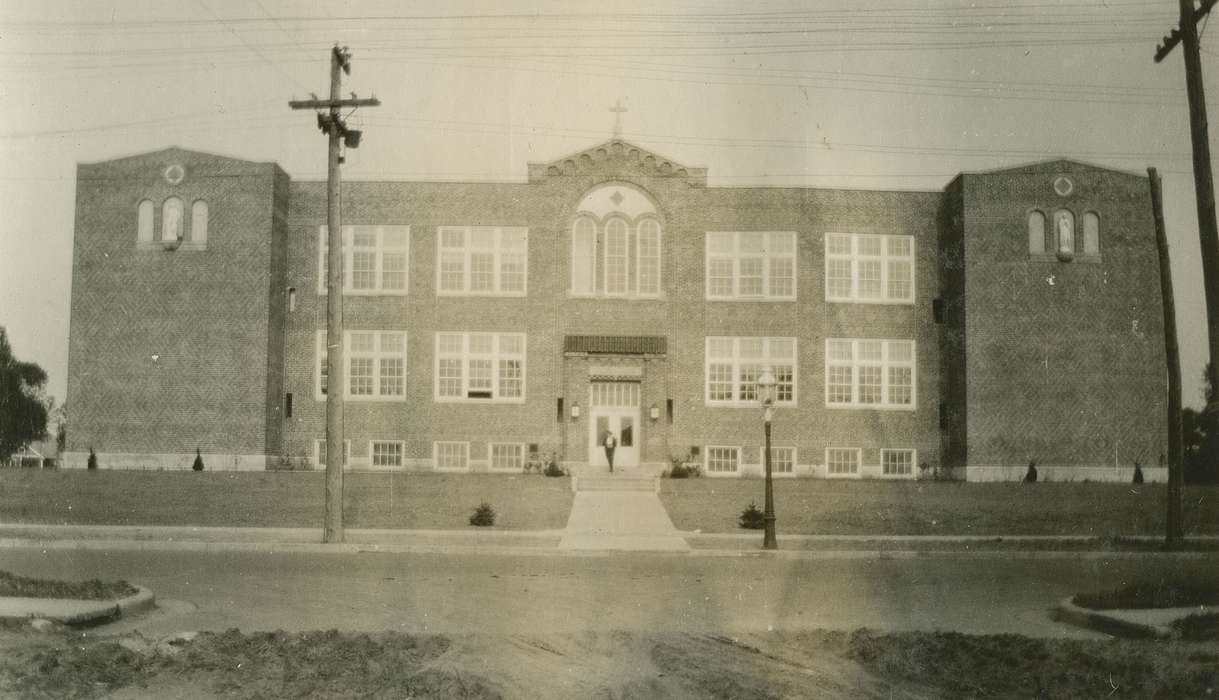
[
  {"x1": 1150, "y1": 168, "x2": 1185, "y2": 550},
  {"x1": 289, "y1": 46, "x2": 380, "y2": 543},
  {"x1": 1156, "y1": 0, "x2": 1219, "y2": 413}
]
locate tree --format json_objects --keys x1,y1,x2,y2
[
  {"x1": 0, "y1": 327, "x2": 49, "y2": 464},
  {"x1": 1182, "y1": 363, "x2": 1219, "y2": 484}
]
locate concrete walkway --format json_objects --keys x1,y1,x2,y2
[{"x1": 559, "y1": 491, "x2": 690, "y2": 552}]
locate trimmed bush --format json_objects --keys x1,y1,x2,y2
[
  {"x1": 86, "y1": 448, "x2": 97, "y2": 470},
  {"x1": 469, "y1": 502, "x2": 496, "y2": 527},
  {"x1": 1023, "y1": 460, "x2": 1038, "y2": 483},
  {"x1": 739, "y1": 502, "x2": 765, "y2": 530},
  {"x1": 543, "y1": 461, "x2": 565, "y2": 477},
  {"x1": 1133, "y1": 461, "x2": 1144, "y2": 484},
  {"x1": 666, "y1": 452, "x2": 700, "y2": 478},
  {"x1": 192, "y1": 449, "x2": 205, "y2": 472}
]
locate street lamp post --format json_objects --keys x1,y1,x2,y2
[{"x1": 757, "y1": 366, "x2": 778, "y2": 550}]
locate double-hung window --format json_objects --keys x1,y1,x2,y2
[
  {"x1": 882, "y1": 448, "x2": 915, "y2": 477},
  {"x1": 705, "y1": 446, "x2": 740, "y2": 474},
  {"x1": 825, "y1": 233, "x2": 914, "y2": 304},
  {"x1": 825, "y1": 338, "x2": 916, "y2": 409},
  {"x1": 826, "y1": 448, "x2": 860, "y2": 476},
  {"x1": 434, "y1": 442, "x2": 469, "y2": 471},
  {"x1": 315, "y1": 330, "x2": 408, "y2": 401},
  {"x1": 705, "y1": 337, "x2": 797, "y2": 406},
  {"x1": 705, "y1": 231, "x2": 796, "y2": 300},
  {"x1": 437, "y1": 226, "x2": 527, "y2": 295},
  {"x1": 435, "y1": 332, "x2": 526, "y2": 402},
  {"x1": 318, "y1": 225, "x2": 410, "y2": 295},
  {"x1": 490, "y1": 443, "x2": 525, "y2": 471},
  {"x1": 371, "y1": 441, "x2": 405, "y2": 468}
]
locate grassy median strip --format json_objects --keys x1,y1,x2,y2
[
  {"x1": 660, "y1": 480, "x2": 1219, "y2": 536},
  {"x1": 0, "y1": 570, "x2": 136, "y2": 601},
  {"x1": 0, "y1": 471, "x2": 573, "y2": 531}
]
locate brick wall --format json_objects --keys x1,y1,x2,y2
[
  {"x1": 65, "y1": 148, "x2": 281, "y2": 468},
  {"x1": 278, "y1": 143, "x2": 943, "y2": 476},
  {"x1": 959, "y1": 162, "x2": 1168, "y2": 472}
]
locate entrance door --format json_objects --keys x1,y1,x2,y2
[{"x1": 588, "y1": 382, "x2": 640, "y2": 470}]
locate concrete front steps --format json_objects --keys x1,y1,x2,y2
[{"x1": 572, "y1": 475, "x2": 657, "y2": 493}]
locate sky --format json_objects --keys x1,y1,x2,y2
[{"x1": 0, "y1": 0, "x2": 1216, "y2": 408}]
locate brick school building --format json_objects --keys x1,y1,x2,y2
[{"x1": 63, "y1": 139, "x2": 1168, "y2": 481}]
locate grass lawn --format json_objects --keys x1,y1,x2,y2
[
  {"x1": 0, "y1": 570, "x2": 137, "y2": 601},
  {"x1": 1073, "y1": 573, "x2": 1219, "y2": 610},
  {"x1": 0, "y1": 470, "x2": 573, "y2": 531},
  {"x1": 659, "y1": 479, "x2": 1219, "y2": 536}
]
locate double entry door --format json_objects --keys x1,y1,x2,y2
[{"x1": 588, "y1": 381, "x2": 640, "y2": 470}]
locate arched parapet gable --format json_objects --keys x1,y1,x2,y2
[{"x1": 528, "y1": 139, "x2": 707, "y2": 185}]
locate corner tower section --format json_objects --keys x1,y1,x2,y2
[
  {"x1": 65, "y1": 147, "x2": 290, "y2": 470},
  {"x1": 955, "y1": 160, "x2": 1168, "y2": 481}
]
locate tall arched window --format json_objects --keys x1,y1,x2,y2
[
  {"x1": 571, "y1": 217, "x2": 596, "y2": 294},
  {"x1": 637, "y1": 218, "x2": 661, "y2": 295},
  {"x1": 1083, "y1": 212, "x2": 1100, "y2": 256},
  {"x1": 569, "y1": 182, "x2": 662, "y2": 298},
  {"x1": 1027, "y1": 210, "x2": 1046, "y2": 254},
  {"x1": 162, "y1": 197, "x2": 184, "y2": 241},
  {"x1": 191, "y1": 200, "x2": 208, "y2": 244},
  {"x1": 137, "y1": 200, "x2": 154, "y2": 243},
  {"x1": 604, "y1": 217, "x2": 629, "y2": 295}
]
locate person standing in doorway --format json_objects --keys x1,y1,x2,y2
[{"x1": 603, "y1": 431, "x2": 617, "y2": 473}]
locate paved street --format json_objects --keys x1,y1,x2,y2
[{"x1": 6, "y1": 546, "x2": 1211, "y2": 639}]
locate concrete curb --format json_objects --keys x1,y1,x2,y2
[
  {"x1": 0, "y1": 586, "x2": 155, "y2": 626},
  {"x1": 3, "y1": 537, "x2": 1218, "y2": 560},
  {"x1": 1053, "y1": 597, "x2": 1173, "y2": 639}
]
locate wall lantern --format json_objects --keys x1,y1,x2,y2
[
  {"x1": 570, "y1": 402, "x2": 581, "y2": 420},
  {"x1": 649, "y1": 403, "x2": 660, "y2": 421}
]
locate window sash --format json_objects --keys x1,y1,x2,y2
[
  {"x1": 824, "y1": 233, "x2": 914, "y2": 304},
  {"x1": 434, "y1": 332, "x2": 527, "y2": 402},
  {"x1": 490, "y1": 443, "x2": 525, "y2": 471},
  {"x1": 770, "y1": 447, "x2": 795, "y2": 473},
  {"x1": 705, "y1": 232, "x2": 797, "y2": 300},
  {"x1": 826, "y1": 448, "x2": 860, "y2": 476},
  {"x1": 705, "y1": 337, "x2": 797, "y2": 406},
  {"x1": 436, "y1": 226, "x2": 528, "y2": 295},
  {"x1": 318, "y1": 225, "x2": 410, "y2": 295},
  {"x1": 315, "y1": 439, "x2": 351, "y2": 468},
  {"x1": 824, "y1": 338, "x2": 916, "y2": 409},
  {"x1": 881, "y1": 449, "x2": 915, "y2": 476},
  {"x1": 371, "y1": 441, "x2": 405, "y2": 468},
  {"x1": 316, "y1": 331, "x2": 407, "y2": 401},
  {"x1": 705, "y1": 446, "x2": 740, "y2": 473},
  {"x1": 434, "y1": 442, "x2": 469, "y2": 471}
]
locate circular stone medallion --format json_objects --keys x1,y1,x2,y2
[
  {"x1": 1053, "y1": 176, "x2": 1073, "y2": 197},
  {"x1": 164, "y1": 164, "x2": 186, "y2": 185}
]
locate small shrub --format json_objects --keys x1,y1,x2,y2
[
  {"x1": 917, "y1": 461, "x2": 954, "y2": 481},
  {"x1": 739, "y1": 502, "x2": 765, "y2": 530},
  {"x1": 1023, "y1": 460, "x2": 1038, "y2": 483},
  {"x1": 1133, "y1": 461, "x2": 1145, "y2": 484},
  {"x1": 666, "y1": 452, "x2": 700, "y2": 478},
  {"x1": 87, "y1": 448, "x2": 97, "y2": 470},
  {"x1": 469, "y1": 502, "x2": 496, "y2": 527},
  {"x1": 543, "y1": 460, "x2": 565, "y2": 477},
  {"x1": 192, "y1": 449, "x2": 205, "y2": 472}
]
